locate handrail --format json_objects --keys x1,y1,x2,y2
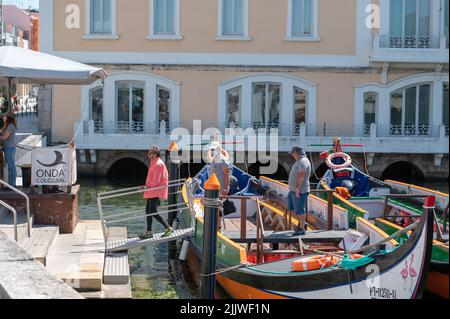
[
  {"x1": 98, "y1": 181, "x2": 187, "y2": 200},
  {"x1": 0, "y1": 179, "x2": 31, "y2": 237},
  {"x1": 105, "y1": 207, "x2": 188, "y2": 225},
  {"x1": 97, "y1": 179, "x2": 186, "y2": 198},
  {"x1": 103, "y1": 202, "x2": 187, "y2": 221},
  {"x1": 97, "y1": 179, "x2": 189, "y2": 249},
  {"x1": 0, "y1": 200, "x2": 18, "y2": 241}
]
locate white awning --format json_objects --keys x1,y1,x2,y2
[{"x1": 0, "y1": 46, "x2": 107, "y2": 85}]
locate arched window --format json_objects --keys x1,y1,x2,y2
[
  {"x1": 390, "y1": 83, "x2": 431, "y2": 136},
  {"x1": 116, "y1": 81, "x2": 145, "y2": 133},
  {"x1": 89, "y1": 86, "x2": 103, "y2": 133},
  {"x1": 218, "y1": 74, "x2": 317, "y2": 135},
  {"x1": 363, "y1": 92, "x2": 377, "y2": 136}
]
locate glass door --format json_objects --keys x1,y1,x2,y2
[
  {"x1": 252, "y1": 83, "x2": 280, "y2": 130},
  {"x1": 116, "y1": 81, "x2": 144, "y2": 133}
]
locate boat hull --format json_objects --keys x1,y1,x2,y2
[
  {"x1": 426, "y1": 261, "x2": 449, "y2": 299},
  {"x1": 185, "y1": 208, "x2": 433, "y2": 299}
]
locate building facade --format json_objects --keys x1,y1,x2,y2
[{"x1": 39, "y1": 0, "x2": 449, "y2": 180}]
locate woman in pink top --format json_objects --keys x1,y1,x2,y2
[{"x1": 142, "y1": 146, "x2": 173, "y2": 239}]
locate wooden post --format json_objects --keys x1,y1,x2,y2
[
  {"x1": 255, "y1": 199, "x2": 264, "y2": 264},
  {"x1": 383, "y1": 195, "x2": 390, "y2": 218},
  {"x1": 327, "y1": 190, "x2": 334, "y2": 231},
  {"x1": 442, "y1": 204, "x2": 448, "y2": 233},
  {"x1": 167, "y1": 141, "x2": 181, "y2": 227},
  {"x1": 200, "y1": 173, "x2": 221, "y2": 300},
  {"x1": 240, "y1": 198, "x2": 247, "y2": 241}
]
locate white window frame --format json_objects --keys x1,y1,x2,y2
[
  {"x1": 80, "y1": 72, "x2": 181, "y2": 134},
  {"x1": 84, "y1": 0, "x2": 119, "y2": 40},
  {"x1": 354, "y1": 73, "x2": 449, "y2": 137},
  {"x1": 218, "y1": 73, "x2": 317, "y2": 136},
  {"x1": 286, "y1": 0, "x2": 319, "y2": 41},
  {"x1": 216, "y1": 0, "x2": 251, "y2": 41},
  {"x1": 379, "y1": 0, "x2": 441, "y2": 46},
  {"x1": 148, "y1": 0, "x2": 182, "y2": 40}
]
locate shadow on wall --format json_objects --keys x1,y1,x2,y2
[
  {"x1": 107, "y1": 158, "x2": 148, "y2": 185},
  {"x1": 381, "y1": 161, "x2": 426, "y2": 185}
]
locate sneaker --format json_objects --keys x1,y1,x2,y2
[
  {"x1": 294, "y1": 227, "x2": 306, "y2": 236},
  {"x1": 162, "y1": 227, "x2": 174, "y2": 238},
  {"x1": 140, "y1": 231, "x2": 153, "y2": 239}
]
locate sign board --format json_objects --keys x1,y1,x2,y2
[{"x1": 31, "y1": 147, "x2": 77, "y2": 186}]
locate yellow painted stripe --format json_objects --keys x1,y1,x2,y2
[
  {"x1": 320, "y1": 181, "x2": 369, "y2": 214},
  {"x1": 260, "y1": 176, "x2": 288, "y2": 187},
  {"x1": 385, "y1": 180, "x2": 449, "y2": 197},
  {"x1": 357, "y1": 217, "x2": 399, "y2": 246},
  {"x1": 375, "y1": 218, "x2": 413, "y2": 236}
]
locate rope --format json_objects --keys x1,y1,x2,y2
[
  {"x1": 309, "y1": 145, "x2": 321, "y2": 181},
  {"x1": 362, "y1": 144, "x2": 370, "y2": 176},
  {"x1": 201, "y1": 264, "x2": 246, "y2": 277}
]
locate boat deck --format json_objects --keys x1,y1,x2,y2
[{"x1": 223, "y1": 229, "x2": 347, "y2": 244}]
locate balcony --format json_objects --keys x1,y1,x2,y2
[
  {"x1": 371, "y1": 34, "x2": 449, "y2": 63},
  {"x1": 74, "y1": 120, "x2": 449, "y2": 155}
]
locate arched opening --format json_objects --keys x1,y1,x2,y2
[
  {"x1": 107, "y1": 158, "x2": 148, "y2": 185},
  {"x1": 381, "y1": 161, "x2": 425, "y2": 185},
  {"x1": 248, "y1": 162, "x2": 289, "y2": 181},
  {"x1": 312, "y1": 163, "x2": 329, "y2": 183}
]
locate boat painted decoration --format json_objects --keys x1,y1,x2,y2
[{"x1": 181, "y1": 165, "x2": 434, "y2": 299}]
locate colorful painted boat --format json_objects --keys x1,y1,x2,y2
[
  {"x1": 181, "y1": 165, "x2": 434, "y2": 299},
  {"x1": 318, "y1": 146, "x2": 449, "y2": 298}
]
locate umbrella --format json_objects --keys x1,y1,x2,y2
[
  {"x1": 0, "y1": 46, "x2": 107, "y2": 113},
  {"x1": 0, "y1": 46, "x2": 107, "y2": 85}
]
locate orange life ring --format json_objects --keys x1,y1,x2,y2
[
  {"x1": 292, "y1": 255, "x2": 339, "y2": 272},
  {"x1": 326, "y1": 152, "x2": 352, "y2": 170}
]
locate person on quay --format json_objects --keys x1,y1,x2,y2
[
  {"x1": 288, "y1": 146, "x2": 311, "y2": 235},
  {"x1": 0, "y1": 112, "x2": 17, "y2": 188},
  {"x1": 142, "y1": 146, "x2": 174, "y2": 239}
]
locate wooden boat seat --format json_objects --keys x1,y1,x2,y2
[{"x1": 223, "y1": 230, "x2": 347, "y2": 244}]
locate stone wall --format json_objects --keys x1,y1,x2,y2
[
  {"x1": 0, "y1": 231, "x2": 82, "y2": 299},
  {"x1": 77, "y1": 150, "x2": 448, "y2": 182}
]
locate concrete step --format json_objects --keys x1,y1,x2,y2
[
  {"x1": 20, "y1": 225, "x2": 59, "y2": 266},
  {"x1": 103, "y1": 253, "x2": 130, "y2": 285},
  {"x1": 103, "y1": 227, "x2": 130, "y2": 285},
  {"x1": 46, "y1": 221, "x2": 105, "y2": 292},
  {"x1": 0, "y1": 207, "x2": 33, "y2": 243}
]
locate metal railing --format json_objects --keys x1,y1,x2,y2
[
  {"x1": 97, "y1": 179, "x2": 189, "y2": 248},
  {"x1": 379, "y1": 34, "x2": 440, "y2": 49},
  {"x1": 0, "y1": 200, "x2": 18, "y2": 241},
  {"x1": 0, "y1": 179, "x2": 31, "y2": 238}
]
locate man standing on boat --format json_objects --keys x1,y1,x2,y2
[
  {"x1": 142, "y1": 146, "x2": 174, "y2": 239},
  {"x1": 288, "y1": 146, "x2": 311, "y2": 235},
  {"x1": 208, "y1": 141, "x2": 232, "y2": 196}
]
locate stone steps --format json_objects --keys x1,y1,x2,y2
[
  {"x1": 20, "y1": 225, "x2": 59, "y2": 266},
  {"x1": 103, "y1": 227, "x2": 130, "y2": 285},
  {"x1": 0, "y1": 207, "x2": 32, "y2": 243}
]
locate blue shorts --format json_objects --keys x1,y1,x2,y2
[{"x1": 287, "y1": 192, "x2": 308, "y2": 215}]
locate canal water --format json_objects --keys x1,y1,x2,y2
[
  {"x1": 77, "y1": 176, "x2": 447, "y2": 299},
  {"x1": 77, "y1": 176, "x2": 201, "y2": 299}
]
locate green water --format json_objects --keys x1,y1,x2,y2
[{"x1": 77, "y1": 177, "x2": 200, "y2": 299}]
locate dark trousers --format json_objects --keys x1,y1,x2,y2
[{"x1": 146, "y1": 198, "x2": 169, "y2": 231}]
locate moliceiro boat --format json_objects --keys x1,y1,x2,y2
[
  {"x1": 181, "y1": 165, "x2": 434, "y2": 299},
  {"x1": 317, "y1": 139, "x2": 449, "y2": 299}
]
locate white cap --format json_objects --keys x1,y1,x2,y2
[{"x1": 210, "y1": 141, "x2": 221, "y2": 149}]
